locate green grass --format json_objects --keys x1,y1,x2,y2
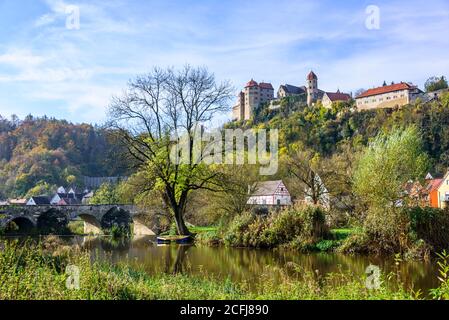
[
  {"x1": 0, "y1": 239, "x2": 427, "y2": 300},
  {"x1": 190, "y1": 226, "x2": 218, "y2": 233},
  {"x1": 330, "y1": 228, "x2": 356, "y2": 240}
]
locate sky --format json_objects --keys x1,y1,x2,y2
[{"x1": 0, "y1": 0, "x2": 448, "y2": 125}]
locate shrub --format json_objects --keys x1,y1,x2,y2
[
  {"x1": 407, "y1": 207, "x2": 449, "y2": 253},
  {"x1": 223, "y1": 206, "x2": 329, "y2": 249}
]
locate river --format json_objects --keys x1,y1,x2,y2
[{"x1": 1, "y1": 235, "x2": 441, "y2": 296}]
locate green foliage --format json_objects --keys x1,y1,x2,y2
[
  {"x1": 67, "y1": 221, "x2": 85, "y2": 235},
  {"x1": 353, "y1": 126, "x2": 428, "y2": 208},
  {"x1": 108, "y1": 225, "x2": 131, "y2": 239},
  {"x1": 89, "y1": 183, "x2": 122, "y2": 205},
  {"x1": 430, "y1": 251, "x2": 449, "y2": 300},
  {"x1": 25, "y1": 181, "x2": 56, "y2": 198},
  {"x1": 315, "y1": 240, "x2": 340, "y2": 252},
  {"x1": 223, "y1": 206, "x2": 328, "y2": 249},
  {"x1": 407, "y1": 207, "x2": 449, "y2": 253},
  {"x1": 425, "y1": 76, "x2": 448, "y2": 92}
]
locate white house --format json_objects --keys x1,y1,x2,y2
[{"x1": 247, "y1": 180, "x2": 292, "y2": 206}]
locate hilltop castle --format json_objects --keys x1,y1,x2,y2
[{"x1": 232, "y1": 71, "x2": 351, "y2": 121}]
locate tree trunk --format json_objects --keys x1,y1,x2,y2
[{"x1": 174, "y1": 207, "x2": 191, "y2": 236}]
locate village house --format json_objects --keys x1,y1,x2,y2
[
  {"x1": 6, "y1": 198, "x2": 28, "y2": 206},
  {"x1": 232, "y1": 79, "x2": 275, "y2": 121},
  {"x1": 322, "y1": 90, "x2": 352, "y2": 109},
  {"x1": 425, "y1": 171, "x2": 449, "y2": 209},
  {"x1": 26, "y1": 196, "x2": 51, "y2": 206},
  {"x1": 50, "y1": 186, "x2": 93, "y2": 205},
  {"x1": 247, "y1": 180, "x2": 292, "y2": 206},
  {"x1": 356, "y1": 82, "x2": 423, "y2": 110}
]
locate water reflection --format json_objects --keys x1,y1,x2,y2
[{"x1": 1, "y1": 235, "x2": 440, "y2": 294}]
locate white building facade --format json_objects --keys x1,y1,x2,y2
[{"x1": 247, "y1": 180, "x2": 292, "y2": 206}]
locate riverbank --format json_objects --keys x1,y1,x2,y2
[
  {"x1": 0, "y1": 243, "x2": 421, "y2": 300},
  {"x1": 0, "y1": 239, "x2": 436, "y2": 300}
]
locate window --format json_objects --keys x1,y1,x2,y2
[{"x1": 277, "y1": 199, "x2": 281, "y2": 206}]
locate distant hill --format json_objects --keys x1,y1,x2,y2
[{"x1": 0, "y1": 115, "x2": 129, "y2": 198}]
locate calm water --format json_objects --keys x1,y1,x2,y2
[{"x1": 2, "y1": 235, "x2": 441, "y2": 295}]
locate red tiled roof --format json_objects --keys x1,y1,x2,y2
[
  {"x1": 325, "y1": 91, "x2": 351, "y2": 102},
  {"x1": 427, "y1": 179, "x2": 443, "y2": 192},
  {"x1": 245, "y1": 79, "x2": 258, "y2": 88},
  {"x1": 259, "y1": 82, "x2": 274, "y2": 90},
  {"x1": 307, "y1": 71, "x2": 317, "y2": 80},
  {"x1": 356, "y1": 82, "x2": 415, "y2": 99}
]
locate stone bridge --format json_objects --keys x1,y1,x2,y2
[{"x1": 0, "y1": 205, "x2": 155, "y2": 236}]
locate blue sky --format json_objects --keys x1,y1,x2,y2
[{"x1": 0, "y1": 0, "x2": 448, "y2": 124}]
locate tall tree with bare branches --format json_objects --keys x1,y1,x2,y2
[{"x1": 107, "y1": 66, "x2": 233, "y2": 235}]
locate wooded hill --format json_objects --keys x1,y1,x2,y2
[
  {"x1": 227, "y1": 93, "x2": 449, "y2": 176},
  {"x1": 0, "y1": 115, "x2": 128, "y2": 199}
]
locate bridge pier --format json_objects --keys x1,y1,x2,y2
[
  {"x1": 133, "y1": 218, "x2": 156, "y2": 236},
  {"x1": 78, "y1": 214, "x2": 103, "y2": 235}
]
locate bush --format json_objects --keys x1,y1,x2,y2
[
  {"x1": 223, "y1": 206, "x2": 329, "y2": 249},
  {"x1": 341, "y1": 207, "x2": 449, "y2": 258},
  {"x1": 407, "y1": 207, "x2": 449, "y2": 253}
]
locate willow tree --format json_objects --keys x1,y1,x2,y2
[{"x1": 107, "y1": 66, "x2": 233, "y2": 235}]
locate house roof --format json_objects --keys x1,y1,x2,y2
[
  {"x1": 8, "y1": 198, "x2": 27, "y2": 205},
  {"x1": 251, "y1": 180, "x2": 286, "y2": 196},
  {"x1": 259, "y1": 82, "x2": 274, "y2": 90},
  {"x1": 29, "y1": 196, "x2": 51, "y2": 205},
  {"x1": 356, "y1": 82, "x2": 416, "y2": 99},
  {"x1": 307, "y1": 71, "x2": 317, "y2": 80},
  {"x1": 325, "y1": 91, "x2": 351, "y2": 102},
  {"x1": 245, "y1": 79, "x2": 258, "y2": 88},
  {"x1": 427, "y1": 179, "x2": 444, "y2": 192},
  {"x1": 59, "y1": 197, "x2": 82, "y2": 205},
  {"x1": 280, "y1": 84, "x2": 306, "y2": 95}
]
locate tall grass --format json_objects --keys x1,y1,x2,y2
[{"x1": 0, "y1": 239, "x2": 427, "y2": 300}]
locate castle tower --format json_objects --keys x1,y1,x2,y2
[
  {"x1": 244, "y1": 79, "x2": 260, "y2": 120},
  {"x1": 306, "y1": 71, "x2": 318, "y2": 106}
]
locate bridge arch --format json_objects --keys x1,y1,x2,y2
[
  {"x1": 101, "y1": 207, "x2": 133, "y2": 234},
  {"x1": 132, "y1": 214, "x2": 156, "y2": 236},
  {"x1": 73, "y1": 212, "x2": 103, "y2": 235},
  {"x1": 37, "y1": 209, "x2": 69, "y2": 234},
  {"x1": 3, "y1": 216, "x2": 36, "y2": 234}
]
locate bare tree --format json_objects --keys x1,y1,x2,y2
[
  {"x1": 285, "y1": 148, "x2": 330, "y2": 206},
  {"x1": 107, "y1": 66, "x2": 233, "y2": 235}
]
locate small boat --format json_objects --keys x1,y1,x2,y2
[{"x1": 157, "y1": 235, "x2": 193, "y2": 244}]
